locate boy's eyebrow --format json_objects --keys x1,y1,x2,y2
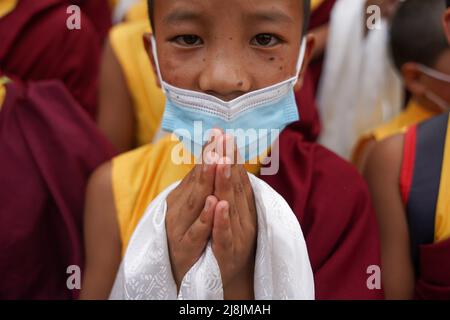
[
  {"x1": 163, "y1": 9, "x2": 203, "y2": 25},
  {"x1": 246, "y1": 9, "x2": 294, "y2": 24}
]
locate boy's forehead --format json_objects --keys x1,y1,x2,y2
[{"x1": 154, "y1": 0, "x2": 303, "y2": 25}]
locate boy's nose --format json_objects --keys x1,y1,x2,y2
[{"x1": 198, "y1": 53, "x2": 252, "y2": 101}]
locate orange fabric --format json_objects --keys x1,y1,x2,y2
[
  {"x1": 0, "y1": 0, "x2": 17, "y2": 18},
  {"x1": 0, "y1": 77, "x2": 7, "y2": 108},
  {"x1": 435, "y1": 114, "x2": 450, "y2": 242},
  {"x1": 109, "y1": 20, "x2": 165, "y2": 146}
]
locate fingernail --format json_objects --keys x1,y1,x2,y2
[
  {"x1": 203, "y1": 152, "x2": 211, "y2": 171},
  {"x1": 223, "y1": 206, "x2": 229, "y2": 220},
  {"x1": 224, "y1": 163, "x2": 231, "y2": 179},
  {"x1": 204, "y1": 198, "x2": 211, "y2": 212}
]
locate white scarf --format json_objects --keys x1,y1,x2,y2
[
  {"x1": 317, "y1": 0, "x2": 403, "y2": 159},
  {"x1": 109, "y1": 174, "x2": 315, "y2": 300}
]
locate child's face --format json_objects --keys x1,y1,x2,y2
[{"x1": 148, "y1": 0, "x2": 313, "y2": 101}]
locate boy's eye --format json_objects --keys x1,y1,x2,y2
[
  {"x1": 172, "y1": 35, "x2": 203, "y2": 47},
  {"x1": 251, "y1": 34, "x2": 280, "y2": 47}
]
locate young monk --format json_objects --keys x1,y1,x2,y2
[
  {"x1": 364, "y1": 0, "x2": 450, "y2": 299},
  {"x1": 0, "y1": 72, "x2": 115, "y2": 299},
  {"x1": 97, "y1": 0, "x2": 336, "y2": 152},
  {"x1": 81, "y1": 0, "x2": 382, "y2": 300},
  {"x1": 353, "y1": 0, "x2": 450, "y2": 173},
  {"x1": 0, "y1": 0, "x2": 102, "y2": 117}
]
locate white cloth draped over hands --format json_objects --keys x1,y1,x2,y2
[{"x1": 109, "y1": 174, "x2": 315, "y2": 300}]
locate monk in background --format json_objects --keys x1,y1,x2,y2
[
  {"x1": 364, "y1": 0, "x2": 450, "y2": 299},
  {"x1": 354, "y1": 0, "x2": 450, "y2": 173}
]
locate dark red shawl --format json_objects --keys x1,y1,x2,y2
[
  {"x1": 0, "y1": 79, "x2": 115, "y2": 299},
  {"x1": 415, "y1": 238, "x2": 450, "y2": 299},
  {"x1": 308, "y1": 0, "x2": 337, "y2": 93},
  {"x1": 294, "y1": 0, "x2": 337, "y2": 142},
  {"x1": 0, "y1": 0, "x2": 102, "y2": 118},
  {"x1": 69, "y1": 0, "x2": 112, "y2": 43},
  {"x1": 262, "y1": 126, "x2": 384, "y2": 300}
]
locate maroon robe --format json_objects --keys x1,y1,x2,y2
[
  {"x1": 308, "y1": 0, "x2": 337, "y2": 93},
  {"x1": 294, "y1": 0, "x2": 337, "y2": 142},
  {"x1": 0, "y1": 79, "x2": 115, "y2": 299},
  {"x1": 0, "y1": 0, "x2": 102, "y2": 118},
  {"x1": 272, "y1": 3, "x2": 381, "y2": 299},
  {"x1": 415, "y1": 238, "x2": 450, "y2": 299},
  {"x1": 262, "y1": 125, "x2": 384, "y2": 299},
  {"x1": 69, "y1": 0, "x2": 112, "y2": 43}
]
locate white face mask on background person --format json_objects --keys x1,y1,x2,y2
[
  {"x1": 418, "y1": 64, "x2": 450, "y2": 111},
  {"x1": 150, "y1": 36, "x2": 307, "y2": 162}
]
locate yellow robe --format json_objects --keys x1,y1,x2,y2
[
  {"x1": 0, "y1": 78, "x2": 6, "y2": 108},
  {"x1": 109, "y1": 19, "x2": 165, "y2": 146},
  {"x1": 311, "y1": 0, "x2": 326, "y2": 11},
  {"x1": 352, "y1": 100, "x2": 439, "y2": 164},
  {"x1": 0, "y1": 0, "x2": 17, "y2": 18},
  {"x1": 435, "y1": 115, "x2": 450, "y2": 242},
  {"x1": 124, "y1": 0, "x2": 148, "y2": 22}
]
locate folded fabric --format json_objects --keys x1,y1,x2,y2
[{"x1": 109, "y1": 174, "x2": 314, "y2": 300}]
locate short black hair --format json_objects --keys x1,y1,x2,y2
[
  {"x1": 447, "y1": 0, "x2": 450, "y2": 8},
  {"x1": 389, "y1": 0, "x2": 449, "y2": 71},
  {"x1": 147, "y1": 0, "x2": 311, "y2": 36}
]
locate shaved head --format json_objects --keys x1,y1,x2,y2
[{"x1": 390, "y1": 0, "x2": 449, "y2": 70}]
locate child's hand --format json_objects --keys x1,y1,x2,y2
[
  {"x1": 165, "y1": 138, "x2": 220, "y2": 290},
  {"x1": 212, "y1": 137, "x2": 257, "y2": 300}
]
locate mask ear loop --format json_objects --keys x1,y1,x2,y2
[
  {"x1": 425, "y1": 91, "x2": 450, "y2": 112},
  {"x1": 293, "y1": 38, "x2": 307, "y2": 85},
  {"x1": 150, "y1": 36, "x2": 167, "y2": 94},
  {"x1": 418, "y1": 64, "x2": 450, "y2": 83}
]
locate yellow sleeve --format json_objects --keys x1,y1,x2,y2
[
  {"x1": 109, "y1": 20, "x2": 166, "y2": 146},
  {"x1": 112, "y1": 136, "x2": 194, "y2": 254},
  {"x1": 435, "y1": 114, "x2": 450, "y2": 243},
  {"x1": 0, "y1": 0, "x2": 17, "y2": 18}
]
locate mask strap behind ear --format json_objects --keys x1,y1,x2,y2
[
  {"x1": 294, "y1": 38, "x2": 307, "y2": 85},
  {"x1": 150, "y1": 36, "x2": 166, "y2": 92},
  {"x1": 419, "y1": 64, "x2": 450, "y2": 83}
]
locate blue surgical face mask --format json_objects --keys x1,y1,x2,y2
[{"x1": 151, "y1": 36, "x2": 306, "y2": 162}]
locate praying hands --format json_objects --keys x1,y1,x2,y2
[{"x1": 165, "y1": 131, "x2": 257, "y2": 300}]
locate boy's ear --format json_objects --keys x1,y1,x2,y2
[
  {"x1": 294, "y1": 33, "x2": 315, "y2": 92},
  {"x1": 143, "y1": 33, "x2": 161, "y2": 88},
  {"x1": 444, "y1": 9, "x2": 450, "y2": 44},
  {"x1": 401, "y1": 62, "x2": 427, "y2": 97}
]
